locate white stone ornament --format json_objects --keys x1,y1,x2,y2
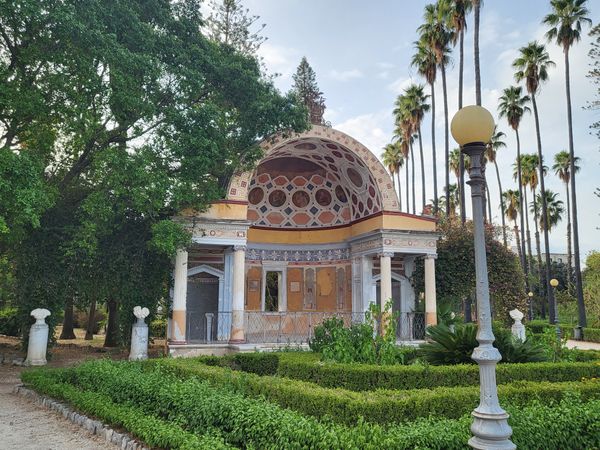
[
  {"x1": 129, "y1": 306, "x2": 149, "y2": 361},
  {"x1": 25, "y1": 308, "x2": 51, "y2": 366},
  {"x1": 509, "y1": 309, "x2": 526, "y2": 343}
]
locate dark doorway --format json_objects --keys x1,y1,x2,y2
[{"x1": 186, "y1": 272, "x2": 219, "y2": 342}]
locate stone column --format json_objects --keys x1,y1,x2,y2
[
  {"x1": 25, "y1": 309, "x2": 51, "y2": 366},
  {"x1": 171, "y1": 248, "x2": 188, "y2": 343},
  {"x1": 424, "y1": 254, "x2": 438, "y2": 327},
  {"x1": 379, "y1": 252, "x2": 393, "y2": 335},
  {"x1": 229, "y1": 245, "x2": 246, "y2": 343}
]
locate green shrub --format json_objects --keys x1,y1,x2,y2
[
  {"x1": 584, "y1": 328, "x2": 600, "y2": 343},
  {"x1": 0, "y1": 306, "x2": 20, "y2": 336},
  {"x1": 149, "y1": 318, "x2": 167, "y2": 338},
  {"x1": 420, "y1": 324, "x2": 548, "y2": 365},
  {"x1": 21, "y1": 368, "x2": 231, "y2": 449},
  {"x1": 151, "y1": 357, "x2": 600, "y2": 425},
  {"x1": 276, "y1": 353, "x2": 600, "y2": 391}
]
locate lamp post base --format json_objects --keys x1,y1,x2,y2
[{"x1": 469, "y1": 411, "x2": 516, "y2": 450}]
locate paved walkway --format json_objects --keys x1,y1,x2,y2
[
  {"x1": 566, "y1": 339, "x2": 600, "y2": 351},
  {"x1": 0, "y1": 365, "x2": 114, "y2": 450}
]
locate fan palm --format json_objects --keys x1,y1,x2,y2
[
  {"x1": 473, "y1": 0, "x2": 482, "y2": 105},
  {"x1": 403, "y1": 84, "x2": 431, "y2": 213},
  {"x1": 449, "y1": 0, "x2": 472, "y2": 223},
  {"x1": 552, "y1": 150, "x2": 580, "y2": 285},
  {"x1": 418, "y1": 1, "x2": 454, "y2": 218},
  {"x1": 393, "y1": 97, "x2": 413, "y2": 213},
  {"x1": 513, "y1": 154, "x2": 534, "y2": 278},
  {"x1": 411, "y1": 41, "x2": 439, "y2": 213},
  {"x1": 524, "y1": 154, "x2": 548, "y2": 288},
  {"x1": 531, "y1": 189, "x2": 564, "y2": 233},
  {"x1": 502, "y1": 189, "x2": 523, "y2": 262},
  {"x1": 543, "y1": 0, "x2": 591, "y2": 327},
  {"x1": 513, "y1": 41, "x2": 557, "y2": 321},
  {"x1": 498, "y1": 86, "x2": 530, "y2": 278},
  {"x1": 382, "y1": 142, "x2": 404, "y2": 209},
  {"x1": 485, "y1": 127, "x2": 508, "y2": 246}
]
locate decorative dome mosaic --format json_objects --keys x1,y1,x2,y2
[{"x1": 247, "y1": 137, "x2": 383, "y2": 229}]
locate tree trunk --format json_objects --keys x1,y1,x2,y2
[
  {"x1": 474, "y1": 0, "x2": 482, "y2": 106},
  {"x1": 565, "y1": 182, "x2": 572, "y2": 291},
  {"x1": 418, "y1": 127, "x2": 426, "y2": 213},
  {"x1": 515, "y1": 129, "x2": 529, "y2": 290},
  {"x1": 485, "y1": 182, "x2": 492, "y2": 224},
  {"x1": 396, "y1": 170, "x2": 402, "y2": 211},
  {"x1": 565, "y1": 48, "x2": 587, "y2": 327},
  {"x1": 531, "y1": 92, "x2": 556, "y2": 324},
  {"x1": 459, "y1": 28, "x2": 466, "y2": 224},
  {"x1": 84, "y1": 299, "x2": 96, "y2": 341},
  {"x1": 532, "y1": 188, "x2": 544, "y2": 294},
  {"x1": 59, "y1": 298, "x2": 77, "y2": 340},
  {"x1": 410, "y1": 141, "x2": 416, "y2": 215},
  {"x1": 523, "y1": 187, "x2": 534, "y2": 278},
  {"x1": 513, "y1": 223, "x2": 522, "y2": 263},
  {"x1": 430, "y1": 82, "x2": 438, "y2": 214},
  {"x1": 104, "y1": 298, "x2": 120, "y2": 347},
  {"x1": 495, "y1": 161, "x2": 507, "y2": 247},
  {"x1": 441, "y1": 63, "x2": 450, "y2": 218},
  {"x1": 405, "y1": 156, "x2": 410, "y2": 214}
]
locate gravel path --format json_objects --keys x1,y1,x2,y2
[
  {"x1": 566, "y1": 339, "x2": 600, "y2": 351},
  {"x1": 0, "y1": 365, "x2": 114, "y2": 450}
]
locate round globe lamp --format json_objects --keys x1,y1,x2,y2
[
  {"x1": 550, "y1": 279, "x2": 559, "y2": 288},
  {"x1": 451, "y1": 105, "x2": 495, "y2": 146}
]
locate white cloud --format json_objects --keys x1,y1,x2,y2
[
  {"x1": 387, "y1": 76, "x2": 414, "y2": 94},
  {"x1": 257, "y1": 42, "x2": 300, "y2": 90},
  {"x1": 333, "y1": 109, "x2": 393, "y2": 155},
  {"x1": 328, "y1": 68, "x2": 364, "y2": 81}
]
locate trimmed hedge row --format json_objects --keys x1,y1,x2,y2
[
  {"x1": 151, "y1": 357, "x2": 600, "y2": 425},
  {"x1": 21, "y1": 369, "x2": 231, "y2": 449},
  {"x1": 22, "y1": 360, "x2": 600, "y2": 450},
  {"x1": 276, "y1": 353, "x2": 600, "y2": 391},
  {"x1": 584, "y1": 328, "x2": 600, "y2": 343}
]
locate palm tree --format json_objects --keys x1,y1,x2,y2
[
  {"x1": 513, "y1": 154, "x2": 535, "y2": 279},
  {"x1": 485, "y1": 127, "x2": 508, "y2": 247},
  {"x1": 532, "y1": 189, "x2": 564, "y2": 233},
  {"x1": 393, "y1": 96, "x2": 414, "y2": 213},
  {"x1": 513, "y1": 41, "x2": 557, "y2": 322},
  {"x1": 552, "y1": 150, "x2": 581, "y2": 287},
  {"x1": 503, "y1": 189, "x2": 523, "y2": 263},
  {"x1": 412, "y1": 40, "x2": 439, "y2": 213},
  {"x1": 473, "y1": 0, "x2": 482, "y2": 105},
  {"x1": 382, "y1": 142, "x2": 403, "y2": 209},
  {"x1": 499, "y1": 86, "x2": 531, "y2": 279},
  {"x1": 449, "y1": 0, "x2": 472, "y2": 223},
  {"x1": 543, "y1": 0, "x2": 591, "y2": 328},
  {"x1": 403, "y1": 84, "x2": 431, "y2": 213},
  {"x1": 418, "y1": 1, "x2": 453, "y2": 218}
]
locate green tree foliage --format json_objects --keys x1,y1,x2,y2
[
  {"x1": 583, "y1": 252, "x2": 600, "y2": 327},
  {"x1": 0, "y1": 0, "x2": 308, "y2": 346},
  {"x1": 291, "y1": 57, "x2": 326, "y2": 125},
  {"x1": 413, "y1": 218, "x2": 527, "y2": 322}
]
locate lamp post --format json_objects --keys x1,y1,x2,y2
[
  {"x1": 528, "y1": 291, "x2": 534, "y2": 321},
  {"x1": 451, "y1": 105, "x2": 515, "y2": 450},
  {"x1": 550, "y1": 278, "x2": 561, "y2": 341}
]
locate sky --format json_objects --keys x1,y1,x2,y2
[{"x1": 244, "y1": 0, "x2": 599, "y2": 260}]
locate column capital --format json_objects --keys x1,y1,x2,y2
[
  {"x1": 377, "y1": 251, "x2": 394, "y2": 259},
  {"x1": 233, "y1": 245, "x2": 247, "y2": 252},
  {"x1": 424, "y1": 253, "x2": 437, "y2": 260}
]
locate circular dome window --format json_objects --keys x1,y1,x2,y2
[
  {"x1": 268, "y1": 190, "x2": 287, "y2": 207},
  {"x1": 335, "y1": 186, "x2": 348, "y2": 203},
  {"x1": 347, "y1": 167, "x2": 363, "y2": 187},
  {"x1": 292, "y1": 190, "x2": 310, "y2": 208},
  {"x1": 248, "y1": 187, "x2": 264, "y2": 205},
  {"x1": 315, "y1": 189, "x2": 332, "y2": 206}
]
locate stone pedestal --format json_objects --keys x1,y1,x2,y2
[
  {"x1": 509, "y1": 309, "x2": 526, "y2": 342},
  {"x1": 129, "y1": 306, "x2": 150, "y2": 361},
  {"x1": 25, "y1": 309, "x2": 51, "y2": 366}
]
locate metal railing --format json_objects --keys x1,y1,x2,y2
[{"x1": 185, "y1": 310, "x2": 426, "y2": 344}]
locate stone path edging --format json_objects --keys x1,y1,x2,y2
[{"x1": 13, "y1": 385, "x2": 148, "y2": 450}]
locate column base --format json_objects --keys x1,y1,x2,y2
[
  {"x1": 425, "y1": 312, "x2": 437, "y2": 327},
  {"x1": 228, "y1": 339, "x2": 246, "y2": 345}
]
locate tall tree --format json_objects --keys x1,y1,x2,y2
[
  {"x1": 382, "y1": 142, "x2": 404, "y2": 208},
  {"x1": 513, "y1": 155, "x2": 534, "y2": 285},
  {"x1": 393, "y1": 95, "x2": 414, "y2": 213},
  {"x1": 485, "y1": 127, "x2": 508, "y2": 247},
  {"x1": 532, "y1": 190, "x2": 564, "y2": 234},
  {"x1": 502, "y1": 189, "x2": 523, "y2": 264},
  {"x1": 498, "y1": 86, "x2": 531, "y2": 282},
  {"x1": 206, "y1": 0, "x2": 266, "y2": 56},
  {"x1": 449, "y1": 0, "x2": 472, "y2": 223},
  {"x1": 411, "y1": 41, "x2": 439, "y2": 213},
  {"x1": 513, "y1": 41, "x2": 557, "y2": 323},
  {"x1": 291, "y1": 57, "x2": 327, "y2": 125},
  {"x1": 473, "y1": 0, "x2": 482, "y2": 105},
  {"x1": 552, "y1": 150, "x2": 580, "y2": 288},
  {"x1": 543, "y1": 0, "x2": 591, "y2": 328},
  {"x1": 418, "y1": 0, "x2": 453, "y2": 217}
]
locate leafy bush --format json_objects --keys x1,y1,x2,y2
[
  {"x1": 419, "y1": 324, "x2": 548, "y2": 365},
  {"x1": 584, "y1": 328, "x2": 600, "y2": 343},
  {"x1": 309, "y1": 316, "x2": 342, "y2": 353},
  {"x1": 0, "y1": 306, "x2": 20, "y2": 336},
  {"x1": 276, "y1": 352, "x2": 600, "y2": 391},
  {"x1": 22, "y1": 360, "x2": 600, "y2": 450},
  {"x1": 21, "y1": 368, "x2": 231, "y2": 449},
  {"x1": 151, "y1": 357, "x2": 600, "y2": 425},
  {"x1": 149, "y1": 318, "x2": 167, "y2": 338}
]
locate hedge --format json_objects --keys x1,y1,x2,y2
[
  {"x1": 199, "y1": 352, "x2": 280, "y2": 376},
  {"x1": 21, "y1": 369, "x2": 231, "y2": 449},
  {"x1": 584, "y1": 328, "x2": 600, "y2": 343},
  {"x1": 22, "y1": 360, "x2": 600, "y2": 450},
  {"x1": 0, "y1": 306, "x2": 20, "y2": 336},
  {"x1": 276, "y1": 353, "x2": 600, "y2": 391},
  {"x1": 150, "y1": 357, "x2": 600, "y2": 425}
]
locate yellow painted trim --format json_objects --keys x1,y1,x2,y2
[{"x1": 181, "y1": 202, "x2": 248, "y2": 221}]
